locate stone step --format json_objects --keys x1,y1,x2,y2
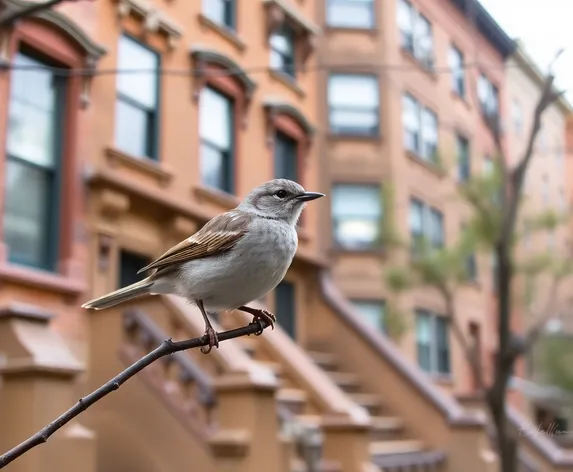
[
  {"x1": 277, "y1": 388, "x2": 308, "y2": 415},
  {"x1": 307, "y1": 350, "x2": 338, "y2": 370},
  {"x1": 370, "y1": 416, "x2": 405, "y2": 440},
  {"x1": 255, "y1": 360, "x2": 283, "y2": 376},
  {"x1": 348, "y1": 393, "x2": 383, "y2": 415},
  {"x1": 326, "y1": 371, "x2": 361, "y2": 392},
  {"x1": 369, "y1": 439, "x2": 425, "y2": 456}
]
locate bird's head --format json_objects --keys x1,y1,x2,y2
[{"x1": 238, "y1": 179, "x2": 324, "y2": 225}]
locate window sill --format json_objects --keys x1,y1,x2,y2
[
  {"x1": 431, "y1": 374, "x2": 454, "y2": 386},
  {"x1": 0, "y1": 263, "x2": 86, "y2": 299},
  {"x1": 105, "y1": 147, "x2": 174, "y2": 187},
  {"x1": 324, "y1": 25, "x2": 377, "y2": 35},
  {"x1": 401, "y1": 48, "x2": 437, "y2": 81},
  {"x1": 406, "y1": 150, "x2": 445, "y2": 178},
  {"x1": 197, "y1": 14, "x2": 246, "y2": 52},
  {"x1": 269, "y1": 69, "x2": 305, "y2": 98},
  {"x1": 192, "y1": 185, "x2": 239, "y2": 210},
  {"x1": 327, "y1": 132, "x2": 381, "y2": 143}
]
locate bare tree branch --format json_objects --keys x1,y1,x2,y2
[
  {"x1": 438, "y1": 284, "x2": 485, "y2": 390},
  {"x1": 0, "y1": 319, "x2": 270, "y2": 469},
  {"x1": 0, "y1": 0, "x2": 75, "y2": 27},
  {"x1": 500, "y1": 74, "x2": 562, "y2": 246}
]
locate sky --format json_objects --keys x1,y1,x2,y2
[{"x1": 479, "y1": 0, "x2": 573, "y2": 102}]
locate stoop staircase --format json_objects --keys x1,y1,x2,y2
[
  {"x1": 222, "y1": 310, "x2": 446, "y2": 471},
  {"x1": 305, "y1": 343, "x2": 446, "y2": 471}
]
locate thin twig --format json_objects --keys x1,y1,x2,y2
[
  {"x1": 0, "y1": 0, "x2": 73, "y2": 27},
  {"x1": 0, "y1": 319, "x2": 269, "y2": 469}
]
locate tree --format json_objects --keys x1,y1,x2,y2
[{"x1": 379, "y1": 57, "x2": 571, "y2": 472}]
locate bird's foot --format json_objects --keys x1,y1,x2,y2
[
  {"x1": 251, "y1": 309, "x2": 276, "y2": 335},
  {"x1": 200, "y1": 326, "x2": 219, "y2": 354}
]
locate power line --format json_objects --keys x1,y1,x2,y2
[{"x1": 0, "y1": 58, "x2": 529, "y2": 78}]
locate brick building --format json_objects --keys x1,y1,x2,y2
[{"x1": 0, "y1": 0, "x2": 572, "y2": 471}]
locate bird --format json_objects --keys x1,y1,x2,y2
[{"x1": 81, "y1": 179, "x2": 324, "y2": 353}]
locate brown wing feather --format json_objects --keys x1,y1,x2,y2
[{"x1": 137, "y1": 211, "x2": 251, "y2": 274}]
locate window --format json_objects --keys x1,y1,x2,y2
[
  {"x1": 119, "y1": 250, "x2": 151, "y2": 289},
  {"x1": 328, "y1": 74, "x2": 379, "y2": 136},
  {"x1": 409, "y1": 199, "x2": 444, "y2": 254},
  {"x1": 402, "y1": 94, "x2": 438, "y2": 162},
  {"x1": 511, "y1": 99, "x2": 523, "y2": 136},
  {"x1": 115, "y1": 35, "x2": 160, "y2": 160},
  {"x1": 331, "y1": 184, "x2": 382, "y2": 250},
  {"x1": 448, "y1": 46, "x2": 465, "y2": 97},
  {"x1": 483, "y1": 155, "x2": 494, "y2": 176},
  {"x1": 397, "y1": 0, "x2": 434, "y2": 69},
  {"x1": 203, "y1": 0, "x2": 236, "y2": 30},
  {"x1": 351, "y1": 300, "x2": 385, "y2": 332},
  {"x1": 199, "y1": 87, "x2": 234, "y2": 193},
  {"x1": 326, "y1": 0, "x2": 374, "y2": 29},
  {"x1": 275, "y1": 281, "x2": 296, "y2": 338},
  {"x1": 274, "y1": 131, "x2": 298, "y2": 181},
  {"x1": 456, "y1": 134, "x2": 470, "y2": 182},
  {"x1": 4, "y1": 52, "x2": 65, "y2": 271},
  {"x1": 461, "y1": 224, "x2": 477, "y2": 281},
  {"x1": 416, "y1": 310, "x2": 450, "y2": 375},
  {"x1": 270, "y1": 24, "x2": 296, "y2": 78},
  {"x1": 477, "y1": 74, "x2": 499, "y2": 118}
]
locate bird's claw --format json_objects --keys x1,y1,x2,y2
[
  {"x1": 251, "y1": 310, "x2": 276, "y2": 335},
  {"x1": 201, "y1": 326, "x2": 219, "y2": 354}
]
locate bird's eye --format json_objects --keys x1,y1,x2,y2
[{"x1": 275, "y1": 190, "x2": 288, "y2": 199}]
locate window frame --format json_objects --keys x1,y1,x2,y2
[
  {"x1": 415, "y1": 309, "x2": 451, "y2": 376},
  {"x1": 199, "y1": 86, "x2": 235, "y2": 194},
  {"x1": 115, "y1": 34, "x2": 161, "y2": 161},
  {"x1": 274, "y1": 130, "x2": 299, "y2": 181},
  {"x1": 275, "y1": 280, "x2": 297, "y2": 338},
  {"x1": 4, "y1": 48, "x2": 67, "y2": 272},
  {"x1": 477, "y1": 73, "x2": 499, "y2": 119},
  {"x1": 328, "y1": 73, "x2": 380, "y2": 137},
  {"x1": 402, "y1": 93, "x2": 438, "y2": 163},
  {"x1": 409, "y1": 197, "x2": 444, "y2": 253},
  {"x1": 350, "y1": 298, "x2": 386, "y2": 332},
  {"x1": 456, "y1": 134, "x2": 470, "y2": 182},
  {"x1": 331, "y1": 183, "x2": 383, "y2": 250},
  {"x1": 326, "y1": 0, "x2": 375, "y2": 30},
  {"x1": 397, "y1": 0, "x2": 434, "y2": 70},
  {"x1": 449, "y1": 45, "x2": 465, "y2": 97},
  {"x1": 203, "y1": 0, "x2": 236, "y2": 30},
  {"x1": 269, "y1": 23, "x2": 297, "y2": 79}
]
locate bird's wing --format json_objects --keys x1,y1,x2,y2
[{"x1": 137, "y1": 210, "x2": 252, "y2": 274}]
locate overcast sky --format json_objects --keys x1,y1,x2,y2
[{"x1": 480, "y1": 0, "x2": 573, "y2": 102}]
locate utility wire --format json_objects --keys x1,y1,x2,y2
[{"x1": 0, "y1": 58, "x2": 532, "y2": 78}]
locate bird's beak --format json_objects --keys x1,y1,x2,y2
[{"x1": 295, "y1": 191, "x2": 325, "y2": 202}]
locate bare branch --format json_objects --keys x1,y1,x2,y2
[
  {"x1": 0, "y1": 319, "x2": 270, "y2": 469},
  {"x1": 438, "y1": 284, "x2": 485, "y2": 390},
  {"x1": 0, "y1": 0, "x2": 73, "y2": 27},
  {"x1": 500, "y1": 72, "x2": 561, "y2": 246}
]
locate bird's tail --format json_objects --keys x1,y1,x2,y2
[{"x1": 81, "y1": 278, "x2": 154, "y2": 310}]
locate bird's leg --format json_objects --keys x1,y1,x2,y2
[
  {"x1": 196, "y1": 299, "x2": 219, "y2": 354},
  {"x1": 237, "y1": 305, "x2": 276, "y2": 335}
]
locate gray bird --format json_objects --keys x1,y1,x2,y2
[{"x1": 81, "y1": 179, "x2": 324, "y2": 353}]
